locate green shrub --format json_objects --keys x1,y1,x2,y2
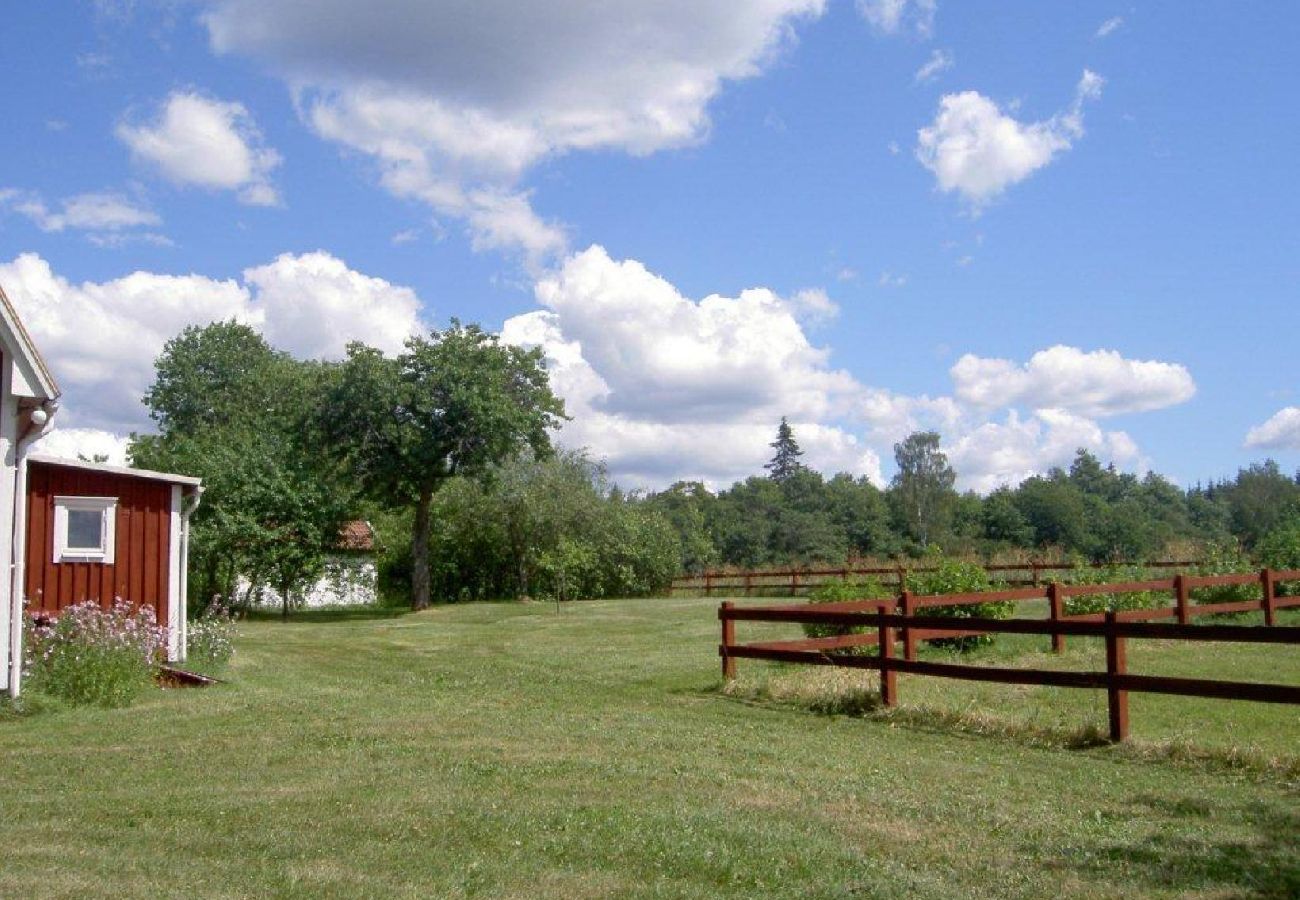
[
  {"x1": 23, "y1": 600, "x2": 165, "y2": 707},
  {"x1": 1061, "y1": 564, "x2": 1163, "y2": 616},
  {"x1": 1191, "y1": 542, "x2": 1259, "y2": 606},
  {"x1": 908, "y1": 559, "x2": 1013, "y2": 651},
  {"x1": 800, "y1": 577, "x2": 891, "y2": 652},
  {"x1": 537, "y1": 538, "x2": 600, "y2": 603},
  {"x1": 1257, "y1": 521, "x2": 1300, "y2": 596},
  {"x1": 187, "y1": 602, "x2": 236, "y2": 670}
]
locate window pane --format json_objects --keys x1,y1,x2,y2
[{"x1": 66, "y1": 509, "x2": 104, "y2": 550}]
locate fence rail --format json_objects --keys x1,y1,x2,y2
[
  {"x1": 674, "y1": 559, "x2": 1198, "y2": 597},
  {"x1": 718, "y1": 568, "x2": 1300, "y2": 741}
]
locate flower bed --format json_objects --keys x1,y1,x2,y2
[{"x1": 24, "y1": 600, "x2": 167, "y2": 707}]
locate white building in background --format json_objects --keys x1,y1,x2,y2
[{"x1": 241, "y1": 520, "x2": 379, "y2": 610}]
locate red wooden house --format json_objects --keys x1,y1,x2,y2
[
  {"x1": 24, "y1": 456, "x2": 202, "y2": 662},
  {"x1": 0, "y1": 283, "x2": 201, "y2": 697}
]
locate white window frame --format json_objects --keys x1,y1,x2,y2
[{"x1": 52, "y1": 496, "x2": 118, "y2": 564}]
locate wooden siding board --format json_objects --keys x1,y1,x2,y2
[
  {"x1": 24, "y1": 462, "x2": 173, "y2": 623},
  {"x1": 143, "y1": 480, "x2": 159, "y2": 622}
]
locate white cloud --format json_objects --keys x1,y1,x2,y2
[
  {"x1": 0, "y1": 251, "x2": 425, "y2": 434},
  {"x1": 1245, "y1": 407, "x2": 1300, "y2": 450},
  {"x1": 243, "y1": 251, "x2": 425, "y2": 360},
  {"x1": 857, "y1": 388, "x2": 962, "y2": 445},
  {"x1": 533, "y1": 246, "x2": 859, "y2": 424},
  {"x1": 32, "y1": 428, "x2": 132, "y2": 466},
  {"x1": 198, "y1": 0, "x2": 825, "y2": 259},
  {"x1": 2, "y1": 252, "x2": 250, "y2": 431},
  {"x1": 914, "y1": 48, "x2": 953, "y2": 83},
  {"x1": 498, "y1": 249, "x2": 1179, "y2": 491},
  {"x1": 916, "y1": 70, "x2": 1104, "y2": 206},
  {"x1": 117, "y1": 91, "x2": 282, "y2": 206},
  {"x1": 3, "y1": 190, "x2": 161, "y2": 237},
  {"x1": 789, "y1": 287, "x2": 839, "y2": 321},
  {"x1": 4, "y1": 244, "x2": 1186, "y2": 495},
  {"x1": 857, "y1": 0, "x2": 937, "y2": 38},
  {"x1": 951, "y1": 345, "x2": 1196, "y2": 418},
  {"x1": 878, "y1": 271, "x2": 908, "y2": 288},
  {"x1": 948, "y1": 408, "x2": 1142, "y2": 493},
  {"x1": 87, "y1": 231, "x2": 175, "y2": 249},
  {"x1": 1096, "y1": 16, "x2": 1124, "y2": 38},
  {"x1": 503, "y1": 246, "x2": 877, "y2": 487}
]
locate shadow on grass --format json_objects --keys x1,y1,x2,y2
[
  {"x1": 241, "y1": 605, "x2": 413, "y2": 624},
  {"x1": 1065, "y1": 797, "x2": 1300, "y2": 898}
]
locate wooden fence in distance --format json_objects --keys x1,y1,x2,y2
[
  {"x1": 675, "y1": 559, "x2": 1198, "y2": 597},
  {"x1": 718, "y1": 568, "x2": 1300, "y2": 741}
]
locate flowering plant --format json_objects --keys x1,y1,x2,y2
[
  {"x1": 24, "y1": 599, "x2": 167, "y2": 707},
  {"x1": 187, "y1": 599, "x2": 236, "y2": 669}
]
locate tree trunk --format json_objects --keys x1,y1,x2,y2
[
  {"x1": 411, "y1": 488, "x2": 434, "y2": 610},
  {"x1": 518, "y1": 552, "x2": 530, "y2": 600}
]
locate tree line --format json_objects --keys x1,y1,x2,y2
[
  {"x1": 645, "y1": 424, "x2": 1300, "y2": 574},
  {"x1": 130, "y1": 321, "x2": 1300, "y2": 612}
]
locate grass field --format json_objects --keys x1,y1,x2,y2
[{"x1": 1, "y1": 596, "x2": 1297, "y2": 898}]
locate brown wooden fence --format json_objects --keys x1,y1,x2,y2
[
  {"x1": 718, "y1": 568, "x2": 1300, "y2": 741},
  {"x1": 675, "y1": 559, "x2": 1198, "y2": 597}
]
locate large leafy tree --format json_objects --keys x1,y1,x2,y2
[
  {"x1": 319, "y1": 322, "x2": 565, "y2": 610},
  {"x1": 645, "y1": 481, "x2": 718, "y2": 574},
  {"x1": 131, "y1": 322, "x2": 351, "y2": 615},
  {"x1": 824, "y1": 472, "x2": 897, "y2": 558},
  {"x1": 1012, "y1": 474, "x2": 1091, "y2": 553},
  {"x1": 888, "y1": 431, "x2": 957, "y2": 549},
  {"x1": 1221, "y1": 460, "x2": 1300, "y2": 547}
]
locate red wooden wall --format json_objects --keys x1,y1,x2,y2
[{"x1": 25, "y1": 461, "x2": 173, "y2": 627}]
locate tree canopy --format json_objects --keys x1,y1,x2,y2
[
  {"x1": 131, "y1": 322, "x2": 350, "y2": 616},
  {"x1": 889, "y1": 431, "x2": 956, "y2": 548},
  {"x1": 317, "y1": 322, "x2": 566, "y2": 609}
]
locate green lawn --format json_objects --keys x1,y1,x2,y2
[{"x1": 1, "y1": 596, "x2": 1297, "y2": 898}]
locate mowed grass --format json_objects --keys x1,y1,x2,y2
[{"x1": 0, "y1": 597, "x2": 1295, "y2": 899}]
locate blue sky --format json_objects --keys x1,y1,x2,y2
[{"x1": 4, "y1": 1, "x2": 1299, "y2": 491}]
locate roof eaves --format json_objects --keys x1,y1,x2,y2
[{"x1": 28, "y1": 454, "x2": 202, "y2": 487}]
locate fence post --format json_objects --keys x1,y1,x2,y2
[
  {"x1": 896, "y1": 564, "x2": 907, "y2": 593},
  {"x1": 878, "y1": 607, "x2": 897, "y2": 708},
  {"x1": 1174, "y1": 573, "x2": 1190, "y2": 625},
  {"x1": 744, "y1": 572, "x2": 753, "y2": 597},
  {"x1": 720, "y1": 601, "x2": 736, "y2": 681},
  {"x1": 791, "y1": 570, "x2": 799, "y2": 596},
  {"x1": 1031, "y1": 561, "x2": 1041, "y2": 587},
  {"x1": 704, "y1": 572, "x2": 713, "y2": 598},
  {"x1": 899, "y1": 591, "x2": 916, "y2": 661},
  {"x1": 1105, "y1": 611, "x2": 1129, "y2": 742},
  {"x1": 1048, "y1": 582, "x2": 1065, "y2": 654},
  {"x1": 1261, "y1": 568, "x2": 1277, "y2": 627}
]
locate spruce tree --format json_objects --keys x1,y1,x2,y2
[{"x1": 765, "y1": 417, "x2": 805, "y2": 482}]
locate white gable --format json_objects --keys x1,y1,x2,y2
[{"x1": 0, "y1": 284, "x2": 59, "y2": 401}]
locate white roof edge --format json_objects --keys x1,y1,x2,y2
[
  {"x1": 0, "y1": 283, "x2": 60, "y2": 399},
  {"x1": 28, "y1": 454, "x2": 202, "y2": 487}
]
